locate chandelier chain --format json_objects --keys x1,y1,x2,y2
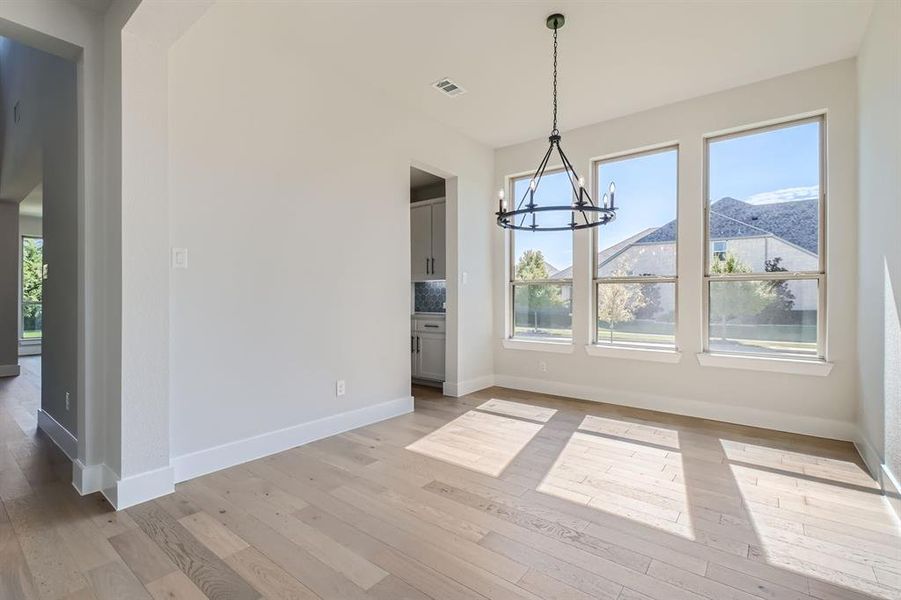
[{"x1": 552, "y1": 25, "x2": 558, "y2": 136}]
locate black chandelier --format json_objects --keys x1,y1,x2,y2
[{"x1": 496, "y1": 13, "x2": 617, "y2": 232}]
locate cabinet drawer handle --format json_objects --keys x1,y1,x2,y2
[
  {"x1": 416, "y1": 336, "x2": 420, "y2": 353},
  {"x1": 424, "y1": 324, "x2": 439, "y2": 328},
  {"x1": 431, "y1": 257, "x2": 435, "y2": 273},
  {"x1": 411, "y1": 336, "x2": 414, "y2": 353},
  {"x1": 425, "y1": 258, "x2": 430, "y2": 274}
]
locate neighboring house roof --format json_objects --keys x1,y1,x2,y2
[
  {"x1": 550, "y1": 228, "x2": 656, "y2": 279},
  {"x1": 634, "y1": 197, "x2": 818, "y2": 254}
]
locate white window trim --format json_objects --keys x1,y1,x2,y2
[
  {"x1": 702, "y1": 114, "x2": 827, "y2": 364},
  {"x1": 585, "y1": 344, "x2": 681, "y2": 363},
  {"x1": 696, "y1": 352, "x2": 833, "y2": 376},
  {"x1": 503, "y1": 338, "x2": 574, "y2": 354},
  {"x1": 591, "y1": 144, "x2": 679, "y2": 352}
]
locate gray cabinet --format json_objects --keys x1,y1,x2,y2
[
  {"x1": 411, "y1": 316, "x2": 445, "y2": 382},
  {"x1": 411, "y1": 199, "x2": 446, "y2": 281}
]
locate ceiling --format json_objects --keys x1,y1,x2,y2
[
  {"x1": 65, "y1": 0, "x2": 113, "y2": 13},
  {"x1": 291, "y1": 1, "x2": 873, "y2": 148}
]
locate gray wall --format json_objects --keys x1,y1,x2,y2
[
  {"x1": 0, "y1": 202, "x2": 18, "y2": 371},
  {"x1": 0, "y1": 37, "x2": 78, "y2": 435},
  {"x1": 857, "y1": 1, "x2": 901, "y2": 481},
  {"x1": 411, "y1": 181, "x2": 446, "y2": 203}
]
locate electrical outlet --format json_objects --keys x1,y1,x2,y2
[
  {"x1": 538, "y1": 361, "x2": 547, "y2": 373},
  {"x1": 65, "y1": 392, "x2": 70, "y2": 411},
  {"x1": 336, "y1": 380, "x2": 346, "y2": 396}
]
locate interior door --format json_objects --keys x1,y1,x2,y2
[
  {"x1": 430, "y1": 201, "x2": 446, "y2": 280},
  {"x1": 417, "y1": 332, "x2": 446, "y2": 381},
  {"x1": 410, "y1": 204, "x2": 432, "y2": 280}
]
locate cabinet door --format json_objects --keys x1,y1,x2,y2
[
  {"x1": 411, "y1": 204, "x2": 432, "y2": 280},
  {"x1": 417, "y1": 332, "x2": 445, "y2": 381},
  {"x1": 430, "y1": 201, "x2": 446, "y2": 280}
]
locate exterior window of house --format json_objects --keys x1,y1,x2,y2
[
  {"x1": 509, "y1": 169, "x2": 573, "y2": 340},
  {"x1": 21, "y1": 236, "x2": 43, "y2": 340},
  {"x1": 594, "y1": 146, "x2": 678, "y2": 348},
  {"x1": 712, "y1": 241, "x2": 727, "y2": 261},
  {"x1": 705, "y1": 116, "x2": 824, "y2": 359}
]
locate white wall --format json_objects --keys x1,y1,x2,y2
[
  {"x1": 166, "y1": 1, "x2": 494, "y2": 465},
  {"x1": 494, "y1": 60, "x2": 859, "y2": 440},
  {"x1": 857, "y1": 0, "x2": 901, "y2": 488}
]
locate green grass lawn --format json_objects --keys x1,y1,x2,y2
[{"x1": 22, "y1": 330, "x2": 42, "y2": 339}]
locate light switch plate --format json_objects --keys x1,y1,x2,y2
[{"x1": 172, "y1": 248, "x2": 188, "y2": 269}]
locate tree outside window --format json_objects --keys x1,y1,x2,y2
[{"x1": 22, "y1": 237, "x2": 43, "y2": 339}]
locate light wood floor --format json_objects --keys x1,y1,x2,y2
[{"x1": 2, "y1": 368, "x2": 900, "y2": 600}]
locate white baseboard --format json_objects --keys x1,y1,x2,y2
[
  {"x1": 882, "y1": 464, "x2": 901, "y2": 524},
  {"x1": 171, "y1": 395, "x2": 414, "y2": 484},
  {"x1": 37, "y1": 409, "x2": 77, "y2": 460},
  {"x1": 444, "y1": 375, "x2": 494, "y2": 397},
  {"x1": 853, "y1": 428, "x2": 883, "y2": 480},
  {"x1": 493, "y1": 374, "x2": 856, "y2": 441},
  {"x1": 112, "y1": 465, "x2": 175, "y2": 510},
  {"x1": 0, "y1": 363, "x2": 21, "y2": 377},
  {"x1": 73, "y1": 459, "x2": 117, "y2": 495},
  {"x1": 18, "y1": 344, "x2": 41, "y2": 357}
]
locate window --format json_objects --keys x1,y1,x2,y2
[
  {"x1": 594, "y1": 146, "x2": 678, "y2": 348},
  {"x1": 712, "y1": 241, "x2": 727, "y2": 262},
  {"x1": 21, "y1": 236, "x2": 43, "y2": 341},
  {"x1": 509, "y1": 169, "x2": 573, "y2": 340},
  {"x1": 705, "y1": 117, "x2": 824, "y2": 359}
]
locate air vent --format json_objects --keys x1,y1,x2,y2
[{"x1": 433, "y1": 78, "x2": 466, "y2": 97}]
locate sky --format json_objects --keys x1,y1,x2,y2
[{"x1": 512, "y1": 120, "x2": 820, "y2": 274}]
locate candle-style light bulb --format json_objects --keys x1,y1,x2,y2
[
  {"x1": 529, "y1": 179, "x2": 537, "y2": 191},
  {"x1": 498, "y1": 189, "x2": 505, "y2": 200},
  {"x1": 602, "y1": 193, "x2": 609, "y2": 208},
  {"x1": 609, "y1": 181, "x2": 616, "y2": 195},
  {"x1": 578, "y1": 176, "x2": 585, "y2": 189}
]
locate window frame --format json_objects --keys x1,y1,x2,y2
[
  {"x1": 702, "y1": 114, "x2": 827, "y2": 361},
  {"x1": 591, "y1": 144, "x2": 680, "y2": 350},
  {"x1": 20, "y1": 234, "x2": 43, "y2": 343},
  {"x1": 506, "y1": 166, "x2": 574, "y2": 343}
]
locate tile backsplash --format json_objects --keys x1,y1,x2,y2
[{"x1": 414, "y1": 281, "x2": 446, "y2": 313}]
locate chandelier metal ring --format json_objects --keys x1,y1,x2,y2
[{"x1": 495, "y1": 13, "x2": 618, "y2": 232}]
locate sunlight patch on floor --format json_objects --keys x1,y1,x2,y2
[
  {"x1": 537, "y1": 416, "x2": 696, "y2": 540},
  {"x1": 476, "y1": 399, "x2": 557, "y2": 423},
  {"x1": 721, "y1": 440, "x2": 901, "y2": 600},
  {"x1": 406, "y1": 408, "x2": 543, "y2": 477}
]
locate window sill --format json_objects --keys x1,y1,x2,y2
[
  {"x1": 696, "y1": 352, "x2": 833, "y2": 376},
  {"x1": 19, "y1": 339, "x2": 42, "y2": 346},
  {"x1": 585, "y1": 344, "x2": 681, "y2": 363},
  {"x1": 502, "y1": 338, "x2": 574, "y2": 354}
]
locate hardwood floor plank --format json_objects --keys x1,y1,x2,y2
[
  {"x1": 224, "y1": 546, "x2": 321, "y2": 600},
  {"x1": 178, "y1": 511, "x2": 249, "y2": 559},
  {"x1": 128, "y1": 501, "x2": 259, "y2": 600},
  {"x1": 145, "y1": 570, "x2": 211, "y2": 600},
  {"x1": 108, "y1": 528, "x2": 178, "y2": 585},
  {"x1": 85, "y1": 561, "x2": 152, "y2": 600}
]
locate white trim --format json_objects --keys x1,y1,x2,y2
[
  {"x1": 0, "y1": 364, "x2": 21, "y2": 377},
  {"x1": 37, "y1": 409, "x2": 77, "y2": 460},
  {"x1": 853, "y1": 428, "x2": 883, "y2": 481},
  {"x1": 502, "y1": 339, "x2": 574, "y2": 354},
  {"x1": 114, "y1": 466, "x2": 175, "y2": 510},
  {"x1": 696, "y1": 352, "x2": 833, "y2": 376},
  {"x1": 18, "y1": 343, "x2": 41, "y2": 357},
  {"x1": 882, "y1": 464, "x2": 901, "y2": 525},
  {"x1": 72, "y1": 459, "x2": 116, "y2": 496},
  {"x1": 172, "y1": 395, "x2": 414, "y2": 484},
  {"x1": 585, "y1": 344, "x2": 682, "y2": 364},
  {"x1": 492, "y1": 374, "x2": 855, "y2": 441},
  {"x1": 443, "y1": 374, "x2": 495, "y2": 397}
]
